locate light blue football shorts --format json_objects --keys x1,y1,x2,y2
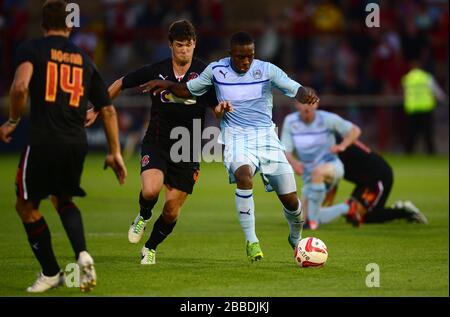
[{"x1": 223, "y1": 128, "x2": 297, "y2": 195}]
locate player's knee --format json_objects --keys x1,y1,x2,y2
[
  {"x1": 280, "y1": 193, "x2": 299, "y2": 211},
  {"x1": 235, "y1": 172, "x2": 253, "y2": 189},
  {"x1": 15, "y1": 200, "x2": 40, "y2": 222},
  {"x1": 311, "y1": 167, "x2": 326, "y2": 182},
  {"x1": 141, "y1": 188, "x2": 160, "y2": 201}
]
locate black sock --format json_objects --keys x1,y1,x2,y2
[
  {"x1": 57, "y1": 202, "x2": 86, "y2": 258},
  {"x1": 145, "y1": 215, "x2": 176, "y2": 250},
  {"x1": 23, "y1": 217, "x2": 60, "y2": 277},
  {"x1": 365, "y1": 207, "x2": 412, "y2": 223},
  {"x1": 139, "y1": 191, "x2": 158, "y2": 220}
]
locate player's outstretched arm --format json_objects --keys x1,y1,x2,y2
[
  {"x1": 140, "y1": 79, "x2": 192, "y2": 98},
  {"x1": 1, "y1": 62, "x2": 33, "y2": 143},
  {"x1": 330, "y1": 125, "x2": 361, "y2": 153},
  {"x1": 85, "y1": 77, "x2": 125, "y2": 127},
  {"x1": 108, "y1": 77, "x2": 124, "y2": 100},
  {"x1": 295, "y1": 86, "x2": 319, "y2": 105},
  {"x1": 85, "y1": 77, "x2": 125, "y2": 128},
  {"x1": 100, "y1": 105, "x2": 127, "y2": 185}
]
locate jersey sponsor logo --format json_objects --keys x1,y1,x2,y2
[
  {"x1": 252, "y1": 69, "x2": 262, "y2": 80},
  {"x1": 158, "y1": 74, "x2": 168, "y2": 80},
  {"x1": 187, "y1": 72, "x2": 199, "y2": 81},
  {"x1": 160, "y1": 90, "x2": 196, "y2": 105},
  {"x1": 141, "y1": 155, "x2": 150, "y2": 167}
]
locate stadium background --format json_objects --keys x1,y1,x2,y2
[
  {"x1": 0, "y1": 0, "x2": 448, "y2": 298},
  {"x1": 0, "y1": 0, "x2": 448, "y2": 153}
]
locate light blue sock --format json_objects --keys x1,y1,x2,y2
[
  {"x1": 306, "y1": 183, "x2": 326, "y2": 223},
  {"x1": 318, "y1": 203, "x2": 350, "y2": 224},
  {"x1": 235, "y1": 189, "x2": 258, "y2": 243},
  {"x1": 283, "y1": 199, "x2": 304, "y2": 244}
]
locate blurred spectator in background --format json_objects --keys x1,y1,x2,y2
[
  {"x1": 257, "y1": 7, "x2": 283, "y2": 65},
  {"x1": 401, "y1": 60, "x2": 447, "y2": 154},
  {"x1": 192, "y1": 0, "x2": 225, "y2": 60},
  {"x1": 0, "y1": 0, "x2": 29, "y2": 94},
  {"x1": 161, "y1": 0, "x2": 192, "y2": 28},
  {"x1": 0, "y1": 0, "x2": 448, "y2": 154},
  {"x1": 312, "y1": 0, "x2": 343, "y2": 34},
  {"x1": 105, "y1": 1, "x2": 137, "y2": 74},
  {"x1": 285, "y1": 0, "x2": 313, "y2": 74}
]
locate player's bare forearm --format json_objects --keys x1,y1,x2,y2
[
  {"x1": 295, "y1": 86, "x2": 319, "y2": 105},
  {"x1": 9, "y1": 85, "x2": 28, "y2": 120},
  {"x1": 108, "y1": 77, "x2": 123, "y2": 100},
  {"x1": 9, "y1": 62, "x2": 33, "y2": 121},
  {"x1": 140, "y1": 80, "x2": 192, "y2": 98},
  {"x1": 100, "y1": 105, "x2": 121, "y2": 155},
  {"x1": 3, "y1": 62, "x2": 33, "y2": 142},
  {"x1": 100, "y1": 105, "x2": 127, "y2": 184},
  {"x1": 341, "y1": 125, "x2": 361, "y2": 149},
  {"x1": 331, "y1": 125, "x2": 361, "y2": 153},
  {"x1": 171, "y1": 82, "x2": 192, "y2": 98}
]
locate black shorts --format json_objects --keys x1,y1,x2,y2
[
  {"x1": 16, "y1": 144, "x2": 87, "y2": 202},
  {"x1": 140, "y1": 143, "x2": 199, "y2": 194},
  {"x1": 351, "y1": 172, "x2": 393, "y2": 212}
]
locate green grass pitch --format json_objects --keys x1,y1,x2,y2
[{"x1": 0, "y1": 153, "x2": 448, "y2": 297}]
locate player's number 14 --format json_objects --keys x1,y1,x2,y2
[{"x1": 45, "y1": 62, "x2": 84, "y2": 107}]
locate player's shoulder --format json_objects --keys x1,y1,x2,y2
[
  {"x1": 183, "y1": 57, "x2": 210, "y2": 76},
  {"x1": 318, "y1": 110, "x2": 341, "y2": 120},
  {"x1": 192, "y1": 57, "x2": 208, "y2": 69},
  {"x1": 284, "y1": 111, "x2": 300, "y2": 124},
  {"x1": 15, "y1": 38, "x2": 41, "y2": 56},
  {"x1": 209, "y1": 57, "x2": 230, "y2": 69}
]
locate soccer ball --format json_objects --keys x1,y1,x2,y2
[{"x1": 294, "y1": 237, "x2": 328, "y2": 267}]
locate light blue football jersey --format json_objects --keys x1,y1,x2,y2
[
  {"x1": 187, "y1": 57, "x2": 301, "y2": 129},
  {"x1": 281, "y1": 110, "x2": 353, "y2": 175}
]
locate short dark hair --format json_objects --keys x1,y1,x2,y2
[
  {"x1": 42, "y1": 0, "x2": 69, "y2": 31},
  {"x1": 168, "y1": 20, "x2": 196, "y2": 43},
  {"x1": 230, "y1": 31, "x2": 254, "y2": 47}
]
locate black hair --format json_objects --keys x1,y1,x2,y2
[
  {"x1": 168, "y1": 20, "x2": 196, "y2": 43},
  {"x1": 42, "y1": 0, "x2": 69, "y2": 31},
  {"x1": 230, "y1": 31, "x2": 254, "y2": 46}
]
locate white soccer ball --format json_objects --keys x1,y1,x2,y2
[{"x1": 294, "y1": 237, "x2": 328, "y2": 267}]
